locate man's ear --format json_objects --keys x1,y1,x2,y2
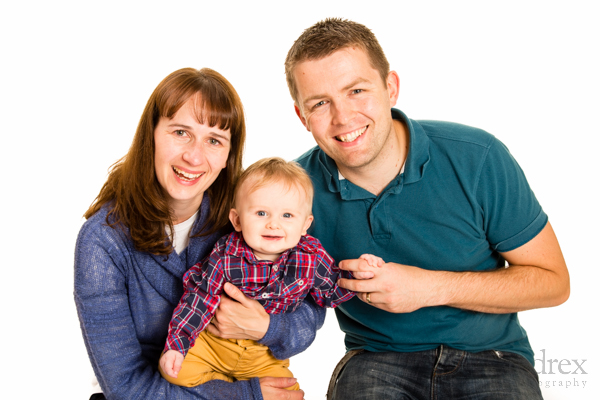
[
  {"x1": 294, "y1": 104, "x2": 310, "y2": 131},
  {"x1": 229, "y1": 208, "x2": 242, "y2": 232},
  {"x1": 302, "y1": 215, "x2": 314, "y2": 235},
  {"x1": 387, "y1": 70, "x2": 400, "y2": 108}
]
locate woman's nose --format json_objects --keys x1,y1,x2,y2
[{"x1": 182, "y1": 141, "x2": 205, "y2": 166}]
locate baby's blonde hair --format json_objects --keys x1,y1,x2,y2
[{"x1": 233, "y1": 157, "x2": 314, "y2": 211}]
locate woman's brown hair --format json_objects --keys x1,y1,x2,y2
[{"x1": 85, "y1": 68, "x2": 246, "y2": 255}]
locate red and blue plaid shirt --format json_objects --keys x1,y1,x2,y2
[{"x1": 165, "y1": 231, "x2": 354, "y2": 356}]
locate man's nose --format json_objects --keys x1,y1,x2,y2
[{"x1": 331, "y1": 99, "x2": 355, "y2": 126}]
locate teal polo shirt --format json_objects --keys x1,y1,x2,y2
[{"x1": 296, "y1": 108, "x2": 547, "y2": 365}]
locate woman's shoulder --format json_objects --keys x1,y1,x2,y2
[{"x1": 77, "y1": 203, "x2": 131, "y2": 255}]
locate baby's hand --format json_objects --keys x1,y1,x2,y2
[
  {"x1": 159, "y1": 350, "x2": 184, "y2": 379},
  {"x1": 359, "y1": 253, "x2": 384, "y2": 268}
]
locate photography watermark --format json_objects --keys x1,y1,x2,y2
[{"x1": 535, "y1": 349, "x2": 588, "y2": 389}]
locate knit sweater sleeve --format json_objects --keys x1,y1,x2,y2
[
  {"x1": 259, "y1": 295, "x2": 326, "y2": 360},
  {"x1": 74, "y1": 218, "x2": 261, "y2": 400}
]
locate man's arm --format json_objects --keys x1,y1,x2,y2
[{"x1": 338, "y1": 222, "x2": 569, "y2": 314}]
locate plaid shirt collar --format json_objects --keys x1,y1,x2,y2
[{"x1": 224, "y1": 230, "x2": 319, "y2": 264}]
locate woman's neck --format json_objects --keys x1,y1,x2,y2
[{"x1": 171, "y1": 195, "x2": 203, "y2": 225}]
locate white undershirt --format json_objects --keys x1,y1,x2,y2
[{"x1": 167, "y1": 210, "x2": 199, "y2": 254}]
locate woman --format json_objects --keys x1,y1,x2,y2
[{"x1": 75, "y1": 68, "x2": 324, "y2": 400}]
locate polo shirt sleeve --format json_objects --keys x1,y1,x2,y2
[{"x1": 476, "y1": 137, "x2": 548, "y2": 252}]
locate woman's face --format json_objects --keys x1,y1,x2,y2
[{"x1": 154, "y1": 95, "x2": 231, "y2": 222}]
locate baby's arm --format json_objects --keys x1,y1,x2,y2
[
  {"x1": 159, "y1": 350, "x2": 184, "y2": 379},
  {"x1": 359, "y1": 253, "x2": 384, "y2": 268}
]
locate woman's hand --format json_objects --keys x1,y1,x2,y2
[
  {"x1": 260, "y1": 377, "x2": 304, "y2": 400},
  {"x1": 207, "y1": 282, "x2": 270, "y2": 341},
  {"x1": 159, "y1": 350, "x2": 184, "y2": 379}
]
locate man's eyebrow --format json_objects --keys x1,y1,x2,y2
[
  {"x1": 302, "y1": 78, "x2": 371, "y2": 107},
  {"x1": 342, "y1": 77, "x2": 370, "y2": 91}
]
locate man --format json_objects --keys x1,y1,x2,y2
[{"x1": 287, "y1": 18, "x2": 569, "y2": 399}]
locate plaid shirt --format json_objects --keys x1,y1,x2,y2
[{"x1": 165, "y1": 231, "x2": 354, "y2": 356}]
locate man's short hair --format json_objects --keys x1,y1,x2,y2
[
  {"x1": 285, "y1": 18, "x2": 390, "y2": 105},
  {"x1": 233, "y1": 157, "x2": 314, "y2": 211}
]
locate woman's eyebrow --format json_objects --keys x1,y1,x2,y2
[{"x1": 166, "y1": 123, "x2": 193, "y2": 130}]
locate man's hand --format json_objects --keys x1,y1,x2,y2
[
  {"x1": 206, "y1": 282, "x2": 271, "y2": 340},
  {"x1": 260, "y1": 377, "x2": 304, "y2": 400},
  {"x1": 159, "y1": 350, "x2": 184, "y2": 379},
  {"x1": 338, "y1": 258, "x2": 435, "y2": 313},
  {"x1": 338, "y1": 223, "x2": 569, "y2": 314}
]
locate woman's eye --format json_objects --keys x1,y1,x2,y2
[
  {"x1": 208, "y1": 138, "x2": 221, "y2": 146},
  {"x1": 257, "y1": 211, "x2": 266, "y2": 217},
  {"x1": 283, "y1": 213, "x2": 292, "y2": 218},
  {"x1": 175, "y1": 129, "x2": 186, "y2": 136}
]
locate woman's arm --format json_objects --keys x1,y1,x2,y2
[
  {"x1": 208, "y1": 283, "x2": 326, "y2": 360},
  {"x1": 74, "y1": 225, "x2": 261, "y2": 400}
]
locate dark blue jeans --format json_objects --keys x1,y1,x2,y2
[{"x1": 330, "y1": 346, "x2": 543, "y2": 400}]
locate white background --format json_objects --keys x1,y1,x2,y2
[{"x1": 1, "y1": 1, "x2": 598, "y2": 399}]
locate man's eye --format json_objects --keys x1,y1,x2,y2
[
  {"x1": 257, "y1": 211, "x2": 266, "y2": 217},
  {"x1": 313, "y1": 101, "x2": 326, "y2": 109},
  {"x1": 283, "y1": 213, "x2": 292, "y2": 218},
  {"x1": 352, "y1": 89, "x2": 363, "y2": 94}
]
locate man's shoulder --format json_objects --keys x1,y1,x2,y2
[
  {"x1": 415, "y1": 119, "x2": 496, "y2": 149},
  {"x1": 295, "y1": 145, "x2": 322, "y2": 170}
]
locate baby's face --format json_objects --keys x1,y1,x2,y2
[{"x1": 229, "y1": 180, "x2": 313, "y2": 261}]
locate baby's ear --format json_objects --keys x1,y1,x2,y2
[
  {"x1": 229, "y1": 208, "x2": 242, "y2": 232},
  {"x1": 302, "y1": 215, "x2": 314, "y2": 235}
]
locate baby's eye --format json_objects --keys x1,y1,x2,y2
[
  {"x1": 282, "y1": 213, "x2": 293, "y2": 218},
  {"x1": 257, "y1": 211, "x2": 266, "y2": 217}
]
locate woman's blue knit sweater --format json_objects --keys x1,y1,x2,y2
[{"x1": 74, "y1": 196, "x2": 325, "y2": 399}]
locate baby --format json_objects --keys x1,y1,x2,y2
[{"x1": 159, "y1": 157, "x2": 382, "y2": 389}]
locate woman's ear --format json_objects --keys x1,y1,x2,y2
[{"x1": 229, "y1": 208, "x2": 242, "y2": 232}]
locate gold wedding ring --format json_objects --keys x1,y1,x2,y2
[{"x1": 366, "y1": 292, "x2": 371, "y2": 304}]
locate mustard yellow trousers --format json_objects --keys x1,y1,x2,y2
[{"x1": 160, "y1": 330, "x2": 300, "y2": 390}]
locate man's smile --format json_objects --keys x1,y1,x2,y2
[{"x1": 336, "y1": 126, "x2": 367, "y2": 142}]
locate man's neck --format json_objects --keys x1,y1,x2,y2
[{"x1": 337, "y1": 119, "x2": 409, "y2": 196}]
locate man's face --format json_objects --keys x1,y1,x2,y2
[{"x1": 293, "y1": 47, "x2": 399, "y2": 172}]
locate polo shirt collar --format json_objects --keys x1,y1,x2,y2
[
  {"x1": 317, "y1": 108, "x2": 430, "y2": 199},
  {"x1": 394, "y1": 108, "x2": 431, "y2": 185}
]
